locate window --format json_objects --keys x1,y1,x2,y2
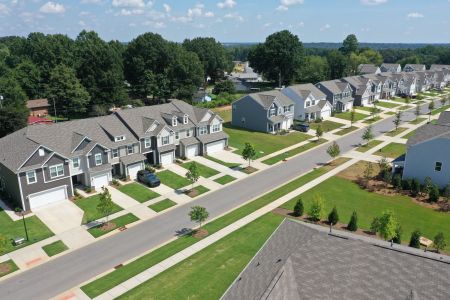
[
  {"x1": 199, "y1": 126, "x2": 207, "y2": 135},
  {"x1": 144, "y1": 138, "x2": 151, "y2": 148},
  {"x1": 175, "y1": 132, "x2": 179, "y2": 140},
  {"x1": 112, "y1": 149, "x2": 119, "y2": 158},
  {"x1": 115, "y1": 135, "x2": 125, "y2": 142},
  {"x1": 127, "y1": 145, "x2": 134, "y2": 155},
  {"x1": 72, "y1": 158, "x2": 80, "y2": 168},
  {"x1": 49, "y1": 164, "x2": 64, "y2": 178},
  {"x1": 26, "y1": 171, "x2": 37, "y2": 184},
  {"x1": 172, "y1": 117, "x2": 177, "y2": 126},
  {"x1": 305, "y1": 101, "x2": 310, "y2": 107},
  {"x1": 212, "y1": 124, "x2": 221, "y2": 133},
  {"x1": 38, "y1": 148, "x2": 45, "y2": 157},
  {"x1": 435, "y1": 162, "x2": 443, "y2": 172},
  {"x1": 94, "y1": 153, "x2": 102, "y2": 166},
  {"x1": 161, "y1": 136, "x2": 170, "y2": 145},
  {"x1": 183, "y1": 115, "x2": 188, "y2": 124}
]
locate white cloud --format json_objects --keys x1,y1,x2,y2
[
  {"x1": 78, "y1": 20, "x2": 86, "y2": 26},
  {"x1": 187, "y1": 4, "x2": 203, "y2": 18},
  {"x1": 256, "y1": 14, "x2": 262, "y2": 20},
  {"x1": 204, "y1": 11, "x2": 214, "y2": 18},
  {"x1": 112, "y1": 0, "x2": 145, "y2": 8},
  {"x1": 276, "y1": 5, "x2": 288, "y2": 11},
  {"x1": 320, "y1": 23, "x2": 331, "y2": 31},
  {"x1": 360, "y1": 0, "x2": 387, "y2": 5},
  {"x1": 163, "y1": 3, "x2": 171, "y2": 13},
  {"x1": 117, "y1": 8, "x2": 144, "y2": 15},
  {"x1": 143, "y1": 20, "x2": 165, "y2": 28},
  {"x1": 224, "y1": 12, "x2": 243, "y2": 22},
  {"x1": 277, "y1": 0, "x2": 303, "y2": 11},
  {"x1": 407, "y1": 12, "x2": 424, "y2": 18},
  {"x1": 39, "y1": 2, "x2": 65, "y2": 14},
  {"x1": 298, "y1": 21, "x2": 304, "y2": 27},
  {"x1": 217, "y1": 0, "x2": 236, "y2": 9},
  {"x1": 0, "y1": 3, "x2": 10, "y2": 15},
  {"x1": 81, "y1": 0, "x2": 102, "y2": 4}
]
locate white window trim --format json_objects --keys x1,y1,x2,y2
[
  {"x1": 112, "y1": 149, "x2": 119, "y2": 158},
  {"x1": 144, "y1": 138, "x2": 151, "y2": 148},
  {"x1": 186, "y1": 129, "x2": 191, "y2": 137},
  {"x1": 161, "y1": 136, "x2": 170, "y2": 145},
  {"x1": 127, "y1": 145, "x2": 134, "y2": 155},
  {"x1": 212, "y1": 124, "x2": 221, "y2": 133},
  {"x1": 94, "y1": 153, "x2": 103, "y2": 166},
  {"x1": 72, "y1": 157, "x2": 80, "y2": 168},
  {"x1": 115, "y1": 135, "x2": 125, "y2": 142},
  {"x1": 199, "y1": 126, "x2": 207, "y2": 135},
  {"x1": 172, "y1": 117, "x2": 177, "y2": 126},
  {"x1": 175, "y1": 132, "x2": 179, "y2": 140},
  {"x1": 183, "y1": 116, "x2": 188, "y2": 124},
  {"x1": 26, "y1": 170, "x2": 37, "y2": 184},
  {"x1": 49, "y1": 164, "x2": 64, "y2": 179}
]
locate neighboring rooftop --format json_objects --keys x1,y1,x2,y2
[
  {"x1": 26, "y1": 98, "x2": 49, "y2": 109},
  {"x1": 358, "y1": 64, "x2": 379, "y2": 74},
  {"x1": 284, "y1": 83, "x2": 327, "y2": 100},
  {"x1": 222, "y1": 219, "x2": 450, "y2": 300},
  {"x1": 247, "y1": 90, "x2": 295, "y2": 109},
  {"x1": 406, "y1": 111, "x2": 450, "y2": 147}
]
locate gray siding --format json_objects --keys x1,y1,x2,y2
[
  {"x1": 232, "y1": 96, "x2": 269, "y2": 132},
  {"x1": 75, "y1": 139, "x2": 90, "y2": 151},
  {"x1": 0, "y1": 163, "x2": 22, "y2": 208},
  {"x1": 315, "y1": 84, "x2": 335, "y2": 107},
  {"x1": 22, "y1": 147, "x2": 52, "y2": 168},
  {"x1": 87, "y1": 145, "x2": 109, "y2": 168},
  {"x1": 403, "y1": 138, "x2": 450, "y2": 188}
]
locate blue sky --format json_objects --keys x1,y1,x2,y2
[{"x1": 1, "y1": 0, "x2": 449, "y2": 43}]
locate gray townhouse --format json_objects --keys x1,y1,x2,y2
[
  {"x1": 363, "y1": 73, "x2": 397, "y2": 99},
  {"x1": 403, "y1": 64, "x2": 426, "y2": 72},
  {"x1": 0, "y1": 100, "x2": 228, "y2": 211},
  {"x1": 357, "y1": 64, "x2": 381, "y2": 75},
  {"x1": 380, "y1": 63, "x2": 402, "y2": 73},
  {"x1": 430, "y1": 64, "x2": 450, "y2": 71},
  {"x1": 315, "y1": 80, "x2": 354, "y2": 111},
  {"x1": 281, "y1": 83, "x2": 332, "y2": 122},
  {"x1": 341, "y1": 76, "x2": 378, "y2": 106},
  {"x1": 232, "y1": 90, "x2": 294, "y2": 133},
  {"x1": 388, "y1": 73, "x2": 417, "y2": 97},
  {"x1": 414, "y1": 71, "x2": 433, "y2": 93},
  {"x1": 395, "y1": 112, "x2": 450, "y2": 188}
]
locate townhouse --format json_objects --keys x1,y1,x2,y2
[
  {"x1": 0, "y1": 100, "x2": 228, "y2": 211},
  {"x1": 315, "y1": 80, "x2": 354, "y2": 111},
  {"x1": 403, "y1": 64, "x2": 426, "y2": 72},
  {"x1": 357, "y1": 64, "x2": 381, "y2": 75},
  {"x1": 363, "y1": 73, "x2": 397, "y2": 99},
  {"x1": 341, "y1": 76, "x2": 378, "y2": 106},
  {"x1": 380, "y1": 63, "x2": 402, "y2": 73}
]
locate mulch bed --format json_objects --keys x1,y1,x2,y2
[
  {"x1": 99, "y1": 222, "x2": 116, "y2": 232},
  {"x1": 241, "y1": 166, "x2": 258, "y2": 174},
  {"x1": 185, "y1": 189, "x2": 199, "y2": 197},
  {"x1": 0, "y1": 263, "x2": 11, "y2": 275},
  {"x1": 192, "y1": 228, "x2": 209, "y2": 239}
]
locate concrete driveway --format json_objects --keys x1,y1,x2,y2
[{"x1": 33, "y1": 201, "x2": 84, "y2": 235}]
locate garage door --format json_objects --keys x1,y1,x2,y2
[
  {"x1": 127, "y1": 163, "x2": 142, "y2": 180},
  {"x1": 206, "y1": 140, "x2": 225, "y2": 154},
  {"x1": 186, "y1": 144, "x2": 199, "y2": 158},
  {"x1": 160, "y1": 152, "x2": 174, "y2": 166},
  {"x1": 321, "y1": 108, "x2": 331, "y2": 119},
  {"x1": 92, "y1": 173, "x2": 109, "y2": 190},
  {"x1": 29, "y1": 186, "x2": 68, "y2": 210}
]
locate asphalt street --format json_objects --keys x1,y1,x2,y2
[{"x1": 0, "y1": 101, "x2": 438, "y2": 299}]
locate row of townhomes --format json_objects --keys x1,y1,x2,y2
[
  {"x1": 233, "y1": 64, "x2": 450, "y2": 133},
  {"x1": 0, "y1": 100, "x2": 228, "y2": 211}
]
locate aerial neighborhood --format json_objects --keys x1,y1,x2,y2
[{"x1": 1, "y1": 1, "x2": 450, "y2": 299}]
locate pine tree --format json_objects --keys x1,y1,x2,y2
[
  {"x1": 308, "y1": 196, "x2": 324, "y2": 222},
  {"x1": 293, "y1": 198, "x2": 304, "y2": 217},
  {"x1": 347, "y1": 211, "x2": 358, "y2": 232},
  {"x1": 328, "y1": 206, "x2": 339, "y2": 226},
  {"x1": 409, "y1": 229, "x2": 421, "y2": 248},
  {"x1": 411, "y1": 178, "x2": 421, "y2": 197},
  {"x1": 393, "y1": 224, "x2": 402, "y2": 244},
  {"x1": 428, "y1": 185, "x2": 440, "y2": 203},
  {"x1": 433, "y1": 232, "x2": 446, "y2": 253}
]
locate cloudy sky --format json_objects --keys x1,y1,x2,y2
[{"x1": 1, "y1": 0, "x2": 449, "y2": 43}]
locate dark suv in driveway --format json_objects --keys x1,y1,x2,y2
[{"x1": 137, "y1": 170, "x2": 161, "y2": 187}]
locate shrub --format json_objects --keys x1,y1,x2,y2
[
  {"x1": 409, "y1": 229, "x2": 421, "y2": 249},
  {"x1": 314, "y1": 118, "x2": 322, "y2": 123},
  {"x1": 145, "y1": 165, "x2": 156, "y2": 173},
  {"x1": 402, "y1": 178, "x2": 412, "y2": 191},
  {"x1": 347, "y1": 211, "x2": 358, "y2": 232},
  {"x1": 393, "y1": 224, "x2": 402, "y2": 244},
  {"x1": 392, "y1": 174, "x2": 402, "y2": 191},
  {"x1": 410, "y1": 178, "x2": 420, "y2": 196},
  {"x1": 370, "y1": 216, "x2": 381, "y2": 234},
  {"x1": 84, "y1": 187, "x2": 93, "y2": 193},
  {"x1": 433, "y1": 232, "x2": 446, "y2": 253},
  {"x1": 293, "y1": 198, "x2": 304, "y2": 217},
  {"x1": 308, "y1": 195, "x2": 324, "y2": 222},
  {"x1": 154, "y1": 164, "x2": 162, "y2": 169},
  {"x1": 428, "y1": 185, "x2": 440, "y2": 203},
  {"x1": 328, "y1": 206, "x2": 339, "y2": 225},
  {"x1": 112, "y1": 179, "x2": 120, "y2": 187}
]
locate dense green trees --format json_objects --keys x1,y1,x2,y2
[
  {"x1": 0, "y1": 75, "x2": 29, "y2": 137},
  {"x1": 299, "y1": 55, "x2": 329, "y2": 83}
]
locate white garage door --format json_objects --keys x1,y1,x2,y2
[
  {"x1": 206, "y1": 140, "x2": 225, "y2": 154},
  {"x1": 29, "y1": 186, "x2": 68, "y2": 210},
  {"x1": 160, "y1": 152, "x2": 174, "y2": 166},
  {"x1": 186, "y1": 144, "x2": 199, "y2": 158},
  {"x1": 321, "y1": 108, "x2": 331, "y2": 119},
  {"x1": 127, "y1": 163, "x2": 142, "y2": 180},
  {"x1": 92, "y1": 173, "x2": 109, "y2": 190}
]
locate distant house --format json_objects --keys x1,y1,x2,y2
[
  {"x1": 281, "y1": 83, "x2": 332, "y2": 122},
  {"x1": 380, "y1": 63, "x2": 402, "y2": 73},
  {"x1": 398, "y1": 112, "x2": 450, "y2": 188},
  {"x1": 403, "y1": 64, "x2": 426, "y2": 72},
  {"x1": 341, "y1": 76, "x2": 377, "y2": 106},
  {"x1": 315, "y1": 80, "x2": 354, "y2": 111},
  {"x1": 27, "y1": 98, "x2": 50, "y2": 117},
  {"x1": 27, "y1": 116, "x2": 53, "y2": 125},
  {"x1": 363, "y1": 73, "x2": 397, "y2": 99},
  {"x1": 192, "y1": 90, "x2": 212, "y2": 103},
  {"x1": 430, "y1": 64, "x2": 450, "y2": 71},
  {"x1": 358, "y1": 64, "x2": 381, "y2": 75},
  {"x1": 232, "y1": 90, "x2": 294, "y2": 133},
  {"x1": 389, "y1": 73, "x2": 416, "y2": 96},
  {"x1": 414, "y1": 71, "x2": 433, "y2": 93}
]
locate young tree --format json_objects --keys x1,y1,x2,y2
[
  {"x1": 411, "y1": 178, "x2": 421, "y2": 197},
  {"x1": 242, "y1": 143, "x2": 256, "y2": 167},
  {"x1": 326, "y1": 141, "x2": 340, "y2": 160},
  {"x1": 392, "y1": 174, "x2": 402, "y2": 191},
  {"x1": 347, "y1": 211, "x2": 358, "y2": 232},
  {"x1": 328, "y1": 206, "x2": 339, "y2": 226},
  {"x1": 423, "y1": 176, "x2": 433, "y2": 196},
  {"x1": 414, "y1": 103, "x2": 421, "y2": 121},
  {"x1": 315, "y1": 124, "x2": 323, "y2": 141},
  {"x1": 293, "y1": 198, "x2": 304, "y2": 217},
  {"x1": 440, "y1": 96, "x2": 447, "y2": 107},
  {"x1": 428, "y1": 185, "x2": 440, "y2": 203},
  {"x1": 409, "y1": 229, "x2": 421, "y2": 249},
  {"x1": 349, "y1": 108, "x2": 356, "y2": 127},
  {"x1": 393, "y1": 224, "x2": 402, "y2": 244},
  {"x1": 97, "y1": 187, "x2": 114, "y2": 224},
  {"x1": 363, "y1": 162, "x2": 374, "y2": 186},
  {"x1": 393, "y1": 110, "x2": 402, "y2": 131},
  {"x1": 308, "y1": 195, "x2": 324, "y2": 222},
  {"x1": 186, "y1": 162, "x2": 200, "y2": 191},
  {"x1": 378, "y1": 210, "x2": 398, "y2": 242},
  {"x1": 378, "y1": 156, "x2": 389, "y2": 177},
  {"x1": 433, "y1": 232, "x2": 446, "y2": 253},
  {"x1": 370, "y1": 105, "x2": 378, "y2": 121},
  {"x1": 189, "y1": 206, "x2": 209, "y2": 229},
  {"x1": 428, "y1": 101, "x2": 434, "y2": 122},
  {"x1": 212, "y1": 80, "x2": 235, "y2": 94},
  {"x1": 370, "y1": 216, "x2": 381, "y2": 234},
  {"x1": 362, "y1": 125, "x2": 374, "y2": 146}
]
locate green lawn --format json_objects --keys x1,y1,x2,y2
[
  {"x1": 157, "y1": 170, "x2": 191, "y2": 189},
  {"x1": 42, "y1": 240, "x2": 68, "y2": 257},
  {"x1": 213, "y1": 108, "x2": 231, "y2": 122},
  {"x1": 0, "y1": 260, "x2": 18, "y2": 278},
  {"x1": 280, "y1": 177, "x2": 450, "y2": 251},
  {"x1": 117, "y1": 183, "x2": 160, "y2": 203},
  {"x1": 74, "y1": 195, "x2": 123, "y2": 224},
  {"x1": 309, "y1": 120, "x2": 343, "y2": 132},
  {"x1": 363, "y1": 116, "x2": 382, "y2": 124},
  {"x1": 376, "y1": 142, "x2": 406, "y2": 158},
  {"x1": 181, "y1": 161, "x2": 219, "y2": 178},
  {"x1": 375, "y1": 101, "x2": 401, "y2": 108},
  {"x1": 117, "y1": 214, "x2": 283, "y2": 300},
  {"x1": 80, "y1": 158, "x2": 349, "y2": 298},
  {"x1": 88, "y1": 213, "x2": 139, "y2": 238},
  {"x1": 403, "y1": 130, "x2": 416, "y2": 139},
  {"x1": 0, "y1": 209, "x2": 54, "y2": 255},
  {"x1": 334, "y1": 126, "x2": 358, "y2": 136},
  {"x1": 356, "y1": 106, "x2": 380, "y2": 113},
  {"x1": 204, "y1": 155, "x2": 241, "y2": 169},
  {"x1": 431, "y1": 104, "x2": 450, "y2": 115},
  {"x1": 355, "y1": 140, "x2": 383, "y2": 152},
  {"x1": 398, "y1": 105, "x2": 412, "y2": 111},
  {"x1": 409, "y1": 117, "x2": 427, "y2": 125},
  {"x1": 224, "y1": 125, "x2": 312, "y2": 159},
  {"x1": 334, "y1": 111, "x2": 367, "y2": 121},
  {"x1": 262, "y1": 139, "x2": 327, "y2": 165},
  {"x1": 148, "y1": 199, "x2": 177, "y2": 212},
  {"x1": 187, "y1": 185, "x2": 210, "y2": 198},
  {"x1": 385, "y1": 127, "x2": 408, "y2": 137},
  {"x1": 214, "y1": 175, "x2": 236, "y2": 185},
  {"x1": 384, "y1": 111, "x2": 396, "y2": 115}
]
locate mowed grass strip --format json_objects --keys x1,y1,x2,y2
[
  {"x1": 117, "y1": 213, "x2": 284, "y2": 300},
  {"x1": 214, "y1": 175, "x2": 236, "y2": 185},
  {"x1": 0, "y1": 260, "x2": 19, "y2": 278},
  {"x1": 334, "y1": 126, "x2": 358, "y2": 136},
  {"x1": 88, "y1": 213, "x2": 139, "y2": 238},
  {"x1": 81, "y1": 158, "x2": 349, "y2": 298},
  {"x1": 186, "y1": 185, "x2": 209, "y2": 198},
  {"x1": 262, "y1": 139, "x2": 327, "y2": 165},
  {"x1": 74, "y1": 195, "x2": 123, "y2": 224},
  {"x1": 402, "y1": 130, "x2": 416, "y2": 139},
  {"x1": 363, "y1": 116, "x2": 382, "y2": 124},
  {"x1": 181, "y1": 161, "x2": 219, "y2": 178},
  {"x1": 42, "y1": 240, "x2": 68, "y2": 257},
  {"x1": 409, "y1": 117, "x2": 427, "y2": 125},
  {"x1": 204, "y1": 155, "x2": 241, "y2": 169},
  {"x1": 385, "y1": 127, "x2": 408, "y2": 137},
  {"x1": 148, "y1": 199, "x2": 177, "y2": 213},
  {"x1": 334, "y1": 111, "x2": 366, "y2": 121},
  {"x1": 375, "y1": 101, "x2": 401, "y2": 108},
  {"x1": 376, "y1": 142, "x2": 406, "y2": 158},
  {"x1": 157, "y1": 170, "x2": 191, "y2": 189},
  {"x1": 117, "y1": 183, "x2": 160, "y2": 203},
  {"x1": 309, "y1": 120, "x2": 343, "y2": 132},
  {"x1": 280, "y1": 177, "x2": 450, "y2": 251},
  {"x1": 432, "y1": 104, "x2": 450, "y2": 115},
  {"x1": 355, "y1": 140, "x2": 383, "y2": 152}
]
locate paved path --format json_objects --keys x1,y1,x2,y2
[{"x1": 0, "y1": 100, "x2": 443, "y2": 300}]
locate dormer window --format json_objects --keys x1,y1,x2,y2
[
  {"x1": 115, "y1": 135, "x2": 125, "y2": 142},
  {"x1": 183, "y1": 115, "x2": 188, "y2": 124},
  {"x1": 172, "y1": 117, "x2": 177, "y2": 126},
  {"x1": 38, "y1": 148, "x2": 45, "y2": 157}
]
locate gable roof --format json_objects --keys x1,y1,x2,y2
[
  {"x1": 430, "y1": 64, "x2": 450, "y2": 71},
  {"x1": 26, "y1": 98, "x2": 49, "y2": 109},
  {"x1": 407, "y1": 111, "x2": 450, "y2": 147},
  {"x1": 283, "y1": 83, "x2": 326, "y2": 101},
  {"x1": 358, "y1": 64, "x2": 379, "y2": 74},
  {"x1": 404, "y1": 64, "x2": 426, "y2": 71},
  {"x1": 380, "y1": 63, "x2": 401, "y2": 72},
  {"x1": 222, "y1": 219, "x2": 450, "y2": 300},
  {"x1": 316, "y1": 80, "x2": 351, "y2": 94},
  {"x1": 248, "y1": 90, "x2": 294, "y2": 109}
]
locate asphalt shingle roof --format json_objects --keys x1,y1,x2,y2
[
  {"x1": 407, "y1": 112, "x2": 450, "y2": 147},
  {"x1": 248, "y1": 90, "x2": 294, "y2": 109},
  {"x1": 284, "y1": 83, "x2": 327, "y2": 101}
]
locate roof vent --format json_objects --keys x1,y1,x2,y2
[{"x1": 38, "y1": 148, "x2": 45, "y2": 157}]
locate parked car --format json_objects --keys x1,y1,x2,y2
[
  {"x1": 137, "y1": 170, "x2": 161, "y2": 187},
  {"x1": 293, "y1": 123, "x2": 310, "y2": 132}
]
